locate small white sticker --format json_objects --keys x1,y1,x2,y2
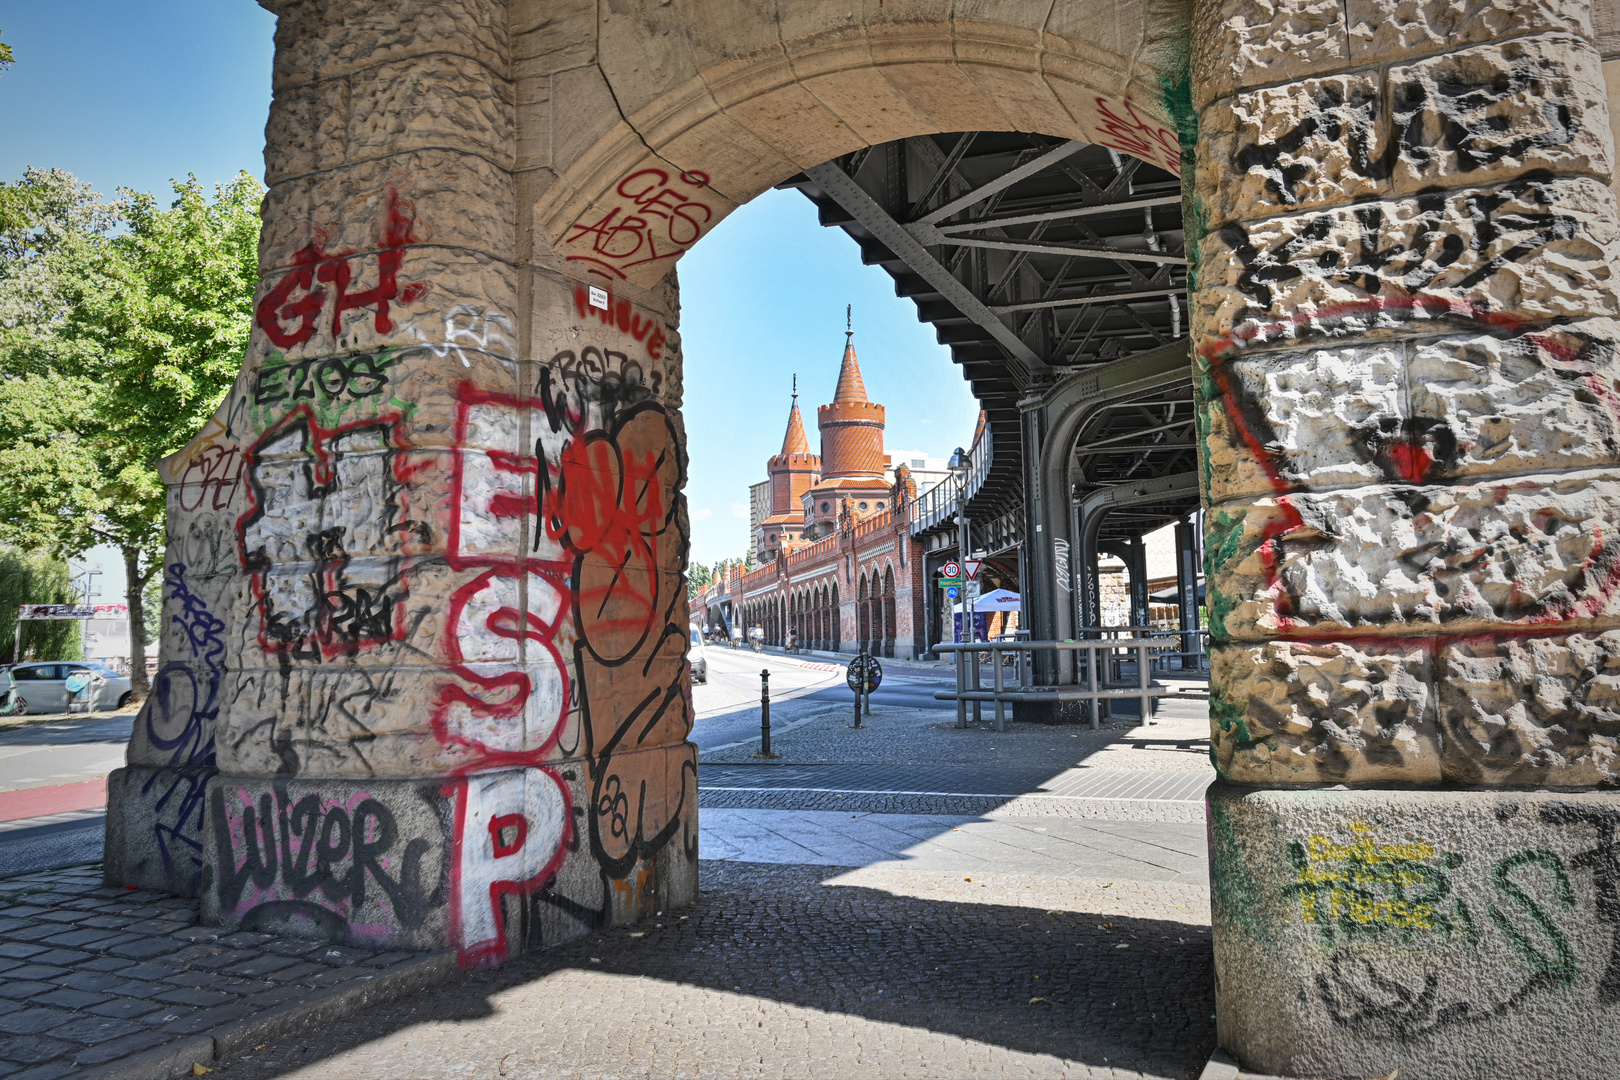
[{"x1": 588, "y1": 286, "x2": 609, "y2": 310}]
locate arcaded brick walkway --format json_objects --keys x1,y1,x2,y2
[{"x1": 213, "y1": 861, "x2": 1217, "y2": 1080}]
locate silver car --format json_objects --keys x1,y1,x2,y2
[
  {"x1": 1, "y1": 661, "x2": 134, "y2": 714},
  {"x1": 689, "y1": 625, "x2": 708, "y2": 684}
]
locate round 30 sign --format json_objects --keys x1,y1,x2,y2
[{"x1": 847, "y1": 653, "x2": 883, "y2": 694}]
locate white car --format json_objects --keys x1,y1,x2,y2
[
  {"x1": 1, "y1": 661, "x2": 134, "y2": 714},
  {"x1": 689, "y1": 625, "x2": 708, "y2": 684}
]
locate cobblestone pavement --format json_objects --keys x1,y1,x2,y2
[
  {"x1": 0, "y1": 865, "x2": 450, "y2": 1079},
  {"x1": 212, "y1": 861, "x2": 1218, "y2": 1080}
]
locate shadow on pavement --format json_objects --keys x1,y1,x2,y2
[{"x1": 216, "y1": 861, "x2": 1216, "y2": 1079}]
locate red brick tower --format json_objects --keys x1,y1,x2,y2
[
  {"x1": 759, "y1": 380, "x2": 820, "y2": 560},
  {"x1": 817, "y1": 331, "x2": 886, "y2": 481}
]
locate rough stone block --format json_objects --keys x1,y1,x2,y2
[
  {"x1": 1346, "y1": 0, "x2": 1592, "y2": 65},
  {"x1": 259, "y1": 149, "x2": 517, "y2": 274},
  {"x1": 1210, "y1": 640, "x2": 1441, "y2": 784},
  {"x1": 346, "y1": 53, "x2": 516, "y2": 169},
  {"x1": 1198, "y1": 73, "x2": 1386, "y2": 227},
  {"x1": 249, "y1": 246, "x2": 520, "y2": 367},
  {"x1": 1206, "y1": 467, "x2": 1620, "y2": 639},
  {"x1": 1198, "y1": 342, "x2": 1406, "y2": 505},
  {"x1": 199, "y1": 751, "x2": 697, "y2": 964},
  {"x1": 1439, "y1": 630, "x2": 1620, "y2": 784},
  {"x1": 1192, "y1": 0, "x2": 1348, "y2": 109},
  {"x1": 104, "y1": 766, "x2": 219, "y2": 899},
  {"x1": 1406, "y1": 318, "x2": 1620, "y2": 481},
  {"x1": 263, "y1": 76, "x2": 351, "y2": 184},
  {"x1": 512, "y1": 0, "x2": 596, "y2": 78},
  {"x1": 269, "y1": 0, "x2": 509, "y2": 92},
  {"x1": 1209, "y1": 784, "x2": 1620, "y2": 1079},
  {"x1": 1391, "y1": 35, "x2": 1612, "y2": 195},
  {"x1": 1196, "y1": 176, "x2": 1620, "y2": 352}
]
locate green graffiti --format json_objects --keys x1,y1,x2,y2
[
  {"x1": 1202, "y1": 508, "x2": 1246, "y2": 635},
  {"x1": 250, "y1": 348, "x2": 413, "y2": 432},
  {"x1": 1487, "y1": 849, "x2": 1577, "y2": 988},
  {"x1": 1210, "y1": 799, "x2": 1270, "y2": 941},
  {"x1": 1209, "y1": 686, "x2": 1254, "y2": 761},
  {"x1": 1155, "y1": 44, "x2": 1203, "y2": 294}
]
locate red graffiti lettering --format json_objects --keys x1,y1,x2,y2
[
  {"x1": 1091, "y1": 97, "x2": 1181, "y2": 176},
  {"x1": 571, "y1": 285, "x2": 667, "y2": 360},
  {"x1": 563, "y1": 168, "x2": 713, "y2": 280},
  {"x1": 176, "y1": 445, "x2": 242, "y2": 513},
  {"x1": 254, "y1": 187, "x2": 433, "y2": 348}
]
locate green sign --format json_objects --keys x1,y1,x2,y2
[{"x1": 939, "y1": 577, "x2": 962, "y2": 588}]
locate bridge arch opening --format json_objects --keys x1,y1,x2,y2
[{"x1": 110, "y1": 3, "x2": 1620, "y2": 1073}]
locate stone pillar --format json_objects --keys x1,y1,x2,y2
[
  {"x1": 1193, "y1": 0, "x2": 1620, "y2": 1073},
  {"x1": 105, "y1": 0, "x2": 697, "y2": 968}
]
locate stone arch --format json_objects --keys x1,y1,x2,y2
[{"x1": 532, "y1": 4, "x2": 1186, "y2": 291}]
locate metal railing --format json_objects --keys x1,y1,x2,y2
[
  {"x1": 933, "y1": 639, "x2": 1173, "y2": 732},
  {"x1": 1067, "y1": 625, "x2": 1210, "y2": 673}
]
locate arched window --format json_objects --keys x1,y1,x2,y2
[
  {"x1": 857, "y1": 574, "x2": 870, "y2": 655},
  {"x1": 882, "y1": 565, "x2": 898, "y2": 659}
]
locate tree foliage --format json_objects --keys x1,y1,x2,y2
[
  {"x1": 0, "y1": 549, "x2": 81, "y2": 664},
  {"x1": 0, "y1": 167, "x2": 263, "y2": 695}
]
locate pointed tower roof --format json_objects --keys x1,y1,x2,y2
[
  {"x1": 832, "y1": 332, "x2": 869, "y2": 404},
  {"x1": 779, "y1": 378, "x2": 810, "y2": 455}
]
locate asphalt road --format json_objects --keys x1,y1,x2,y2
[
  {"x1": 0, "y1": 714, "x2": 132, "y2": 794},
  {"x1": 691, "y1": 646, "x2": 954, "y2": 753}
]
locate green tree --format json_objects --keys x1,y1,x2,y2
[
  {"x1": 0, "y1": 167, "x2": 263, "y2": 699},
  {"x1": 0, "y1": 549, "x2": 82, "y2": 664},
  {"x1": 686, "y1": 560, "x2": 713, "y2": 600},
  {"x1": 0, "y1": 28, "x2": 14, "y2": 74}
]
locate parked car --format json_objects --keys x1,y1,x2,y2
[
  {"x1": 0, "y1": 661, "x2": 134, "y2": 714},
  {"x1": 689, "y1": 624, "x2": 708, "y2": 684}
]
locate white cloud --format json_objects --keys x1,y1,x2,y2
[
  {"x1": 730, "y1": 502, "x2": 750, "y2": 520},
  {"x1": 692, "y1": 507, "x2": 713, "y2": 521}
]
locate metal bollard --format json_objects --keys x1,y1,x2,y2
[{"x1": 760, "y1": 669, "x2": 772, "y2": 755}]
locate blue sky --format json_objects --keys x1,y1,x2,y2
[{"x1": 0, "y1": 1, "x2": 979, "y2": 589}]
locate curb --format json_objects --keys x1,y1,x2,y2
[{"x1": 83, "y1": 949, "x2": 458, "y2": 1079}]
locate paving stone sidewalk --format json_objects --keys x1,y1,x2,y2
[
  {"x1": 212, "y1": 860, "x2": 1219, "y2": 1080},
  {"x1": 0, "y1": 864, "x2": 451, "y2": 1079}
]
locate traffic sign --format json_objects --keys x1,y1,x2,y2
[
  {"x1": 939, "y1": 576, "x2": 961, "y2": 587},
  {"x1": 946, "y1": 586, "x2": 959, "y2": 599},
  {"x1": 847, "y1": 654, "x2": 883, "y2": 693},
  {"x1": 964, "y1": 580, "x2": 981, "y2": 602},
  {"x1": 964, "y1": 560, "x2": 983, "y2": 581},
  {"x1": 942, "y1": 560, "x2": 961, "y2": 579}
]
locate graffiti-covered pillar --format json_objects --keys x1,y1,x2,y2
[
  {"x1": 103, "y1": 0, "x2": 698, "y2": 968},
  {"x1": 1194, "y1": 0, "x2": 1620, "y2": 1074}
]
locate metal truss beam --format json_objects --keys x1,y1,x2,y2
[
  {"x1": 934, "y1": 195, "x2": 1183, "y2": 234},
  {"x1": 989, "y1": 285, "x2": 1185, "y2": 315},
  {"x1": 804, "y1": 161, "x2": 1047, "y2": 375},
  {"x1": 916, "y1": 140, "x2": 1086, "y2": 225}
]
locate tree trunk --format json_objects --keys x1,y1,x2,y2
[{"x1": 123, "y1": 546, "x2": 150, "y2": 699}]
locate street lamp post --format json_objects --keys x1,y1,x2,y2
[{"x1": 948, "y1": 446, "x2": 980, "y2": 724}]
